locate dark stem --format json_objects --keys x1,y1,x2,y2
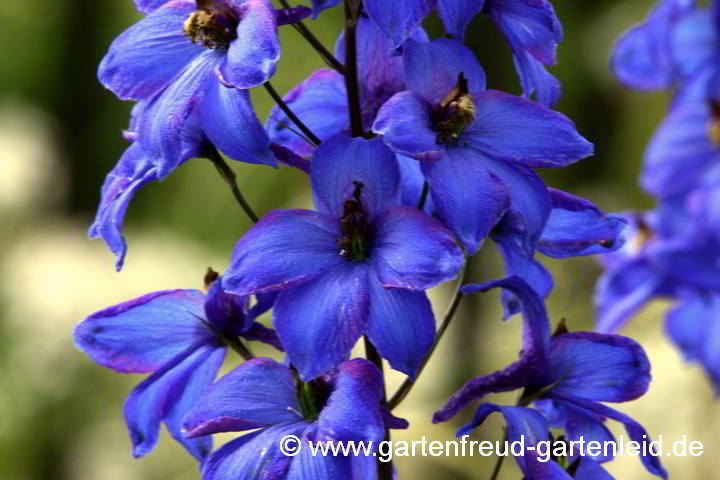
[
  {"x1": 226, "y1": 335, "x2": 255, "y2": 361},
  {"x1": 387, "y1": 258, "x2": 469, "y2": 410},
  {"x1": 364, "y1": 337, "x2": 394, "y2": 480},
  {"x1": 264, "y1": 82, "x2": 322, "y2": 146},
  {"x1": 416, "y1": 181, "x2": 429, "y2": 210},
  {"x1": 206, "y1": 146, "x2": 260, "y2": 223},
  {"x1": 277, "y1": 0, "x2": 346, "y2": 74},
  {"x1": 344, "y1": 0, "x2": 364, "y2": 137},
  {"x1": 488, "y1": 431, "x2": 508, "y2": 480}
]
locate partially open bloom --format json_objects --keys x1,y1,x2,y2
[
  {"x1": 223, "y1": 134, "x2": 465, "y2": 379},
  {"x1": 433, "y1": 277, "x2": 667, "y2": 478},
  {"x1": 182, "y1": 358, "x2": 407, "y2": 480},
  {"x1": 73, "y1": 275, "x2": 280, "y2": 461}
]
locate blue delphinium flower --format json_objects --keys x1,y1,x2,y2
[
  {"x1": 98, "y1": 0, "x2": 310, "y2": 169},
  {"x1": 182, "y1": 358, "x2": 407, "y2": 480},
  {"x1": 222, "y1": 134, "x2": 465, "y2": 380},
  {"x1": 611, "y1": 0, "x2": 709, "y2": 92},
  {"x1": 433, "y1": 277, "x2": 667, "y2": 478},
  {"x1": 493, "y1": 188, "x2": 627, "y2": 318},
  {"x1": 73, "y1": 274, "x2": 280, "y2": 461},
  {"x1": 373, "y1": 38, "x2": 593, "y2": 256}
]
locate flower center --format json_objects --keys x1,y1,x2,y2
[
  {"x1": 709, "y1": 100, "x2": 720, "y2": 146},
  {"x1": 184, "y1": 0, "x2": 239, "y2": 51},
  {"x1": 337, "y1": 181, "x2": 370, "y2": 261},
  {"x1": 296, "y1": 378, "x2": 332, "y2": 421},
  {"x1": 434, "y1": 73, "x2": 476, "y2": 145}
]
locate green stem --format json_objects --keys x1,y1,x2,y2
[
  {"x1": 364, "y1": 337, "x2": 394, "y2": 480},
  {"x1": 387, "y1": 259, "x2": 469, "y2": 410},
  {"x1": 343, "y1": 0, "x2": 364, "y2": 137},
  {"x1": 206, "y1": 146, "x2": 259, "y2": 223},
  {"x1": 416, "y1": 181, "x2": 429, "y2": 210},
  {"x1": 264, "y1": 82, "x2": 322, "y2": 146},
  {"x1": 278, "y1": 0, "x2": 346, "y2": 74},
  {"x1": 488, "y1": 431, "x2": 508, "y2": 480}
]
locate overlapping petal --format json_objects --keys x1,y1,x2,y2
[
  {"x1": 365, "y1": 277, "x2": 435, "y2": 378},
  {"x1": 364, "y1": 0, "x2": 436, "y2": 48},
  {"x1": 371, "y1": 206, "x2": 465, "y2": 290},
  {"x1": 98, "y1": 1, "x2": 204, "y2": 100},
  {"x1": 183, "y1": 358, "x2": 302, "y2": 437},
  {"x1": 546, "y1": 332, "x2": 651, "y2": 402},
  {"x1": 317, "y1": 359, "x2": 385, "y2": 443},
  {"x1": 223, "y1": 209, "x2": 344, "y2": 296},
  {"x1": 273, "y1": 264, "x2": 370, "y2": 380},
  {"x1": 201, "y1": 78, "x2": 276, "y2": 166},
  {"x1": 464, "y1": 90, "x2": 593, "y2": 168},
  {"x1": 124, "y1": 343, "x2": 225, "y2": 460},
  {"x1": 73, "y1": 289, "x2": 213, "y2": 373},
  {"x1": 311, "y1": 135, "x2": 401, "y2": 220}
]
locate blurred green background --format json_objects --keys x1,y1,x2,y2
[{"x1": 0, "y1": 1, "x2": 716, "y2": 479}]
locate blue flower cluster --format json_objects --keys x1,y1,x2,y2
[
  {"x1": 601, "y1": 0, "x2": 720, "y2": 392},
  {"x1": 74, "y1": 1, "x2": 666, "y2": 479}
]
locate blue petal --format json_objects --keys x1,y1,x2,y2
[
  {"x1": 371, "y1": 206, "x2": 465, "y2": 290},
  {"x1": 610, "y1": 0, "x2": 694, "y2": 90},
  {"x1": 243, "y1": 322, "x2": 285, "y2": 352},
  {"x1": 372, "y1": 91, "x2": 441, "y2": 159},
  {"x1": 643, "y1": 102, "x2": 718, "y2": 197},
  {"x1": 73, "y1": 289, "x2": 213, "y2": 373},
  {"x1": 550, "y1": 394, "x2": 668, "y2": 479},
  {"x1": 286, "y1": 431, "x2": 354, "y2": 480},
  {"x1": 317, "y1": 359, "x2": 385, "y2": 443},
  {"x1": 403, "y1": 38, "x2": 486, "y2": 106},
  {"x1": 88, "y1": 143, "x2": 158, "y2": 271},
  {"x1": 138, "y1": 50, "x2": 221, "y2": 173},
  {"x1": 365, "y1": 275, "x2": 435, "y2": 378},
  {"x1": 437, "y1": 0, "x2": 485, "y2": 39},
  {"x1": 223, "y1": 210, "x2": 344, "y2": 296},
  {"x1": 464, "y1": 90, "x2": 593, "y2": 168},
  {"x1": 492, "y1": 233, "x2": 553, "y2": 318},
  {"x1": 485, "y1": 0, "x2": 563, "y2": 65},
  {"x1": 484, "y1": 0, "x2": 564, "y2": 104},
  {"x1": 220, "y1": 0, "x2": 281, "y2": 89},
  {"x1": 134, "y1": 0, "x2": 170, "y2": 13},
  {"x1": 364, "y1": 0, "x2": 436, "y2": 48},
  {"x1": 434, "y1": 277, "x2": 550, "y2": 422},
  {"x1": 267, "y1": 70, "x2": 348, "y2": 158},
  {"x1": 98, "y1": 1, "x2": 204, "y2": 100},
  {"x1": 203, "y1": 279, "x2": 252, "y2": 336},
  {"x1": 124, "y1": 342, "x2": 225, "y2": 460},
  {"x1": 512, "y1": 49, "x2": 563, "y2": 106},
  {"x1": 556, "y1": 401, "x2": 616, "y2": 463},
  {"x1": 397, "y1": 154, "x2": 430, "y2": 210},
  {"x1": 202, "y1": 423, "x2": 309, "y2": 480},
  {"x1": 457, "y1": 403, "x2": 549, "y2": 473},
  {"x1": 310, "y1": 0, "x2": 342, "y2": 18},
  {"x1": 164, "y1": 346, "x2": 225, "y2": 461},
  {"x1": 670, "y1": 10, "x2": 718, "y2": 79},
  {"x1": 421, "y1": 149, "x2": 511, "y2": 255},
  {"x1": 547, "y1": 332, "x2": 651, "y2": 402},
  {"x1": 274, "y1": 264, "x2": 370, "y2": 380},
  {"x1": 594, "y1": 259, "x2": 663, "y2": 334},
  {"x1": 537, "y1": 189, "x2": 628, "y2": 258},
  {"x1": 666, "y1": 295, "x2": 720, "y2": 390},
  {"x1": 202, "y1": 77, "x2": 277, "y2": 166},
  {"x1": 311, "y1": 135, "x2": 401, "y2": 220},
  {"x1": 183, "y1": 358, "x2": 302, "y2": 437}
]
